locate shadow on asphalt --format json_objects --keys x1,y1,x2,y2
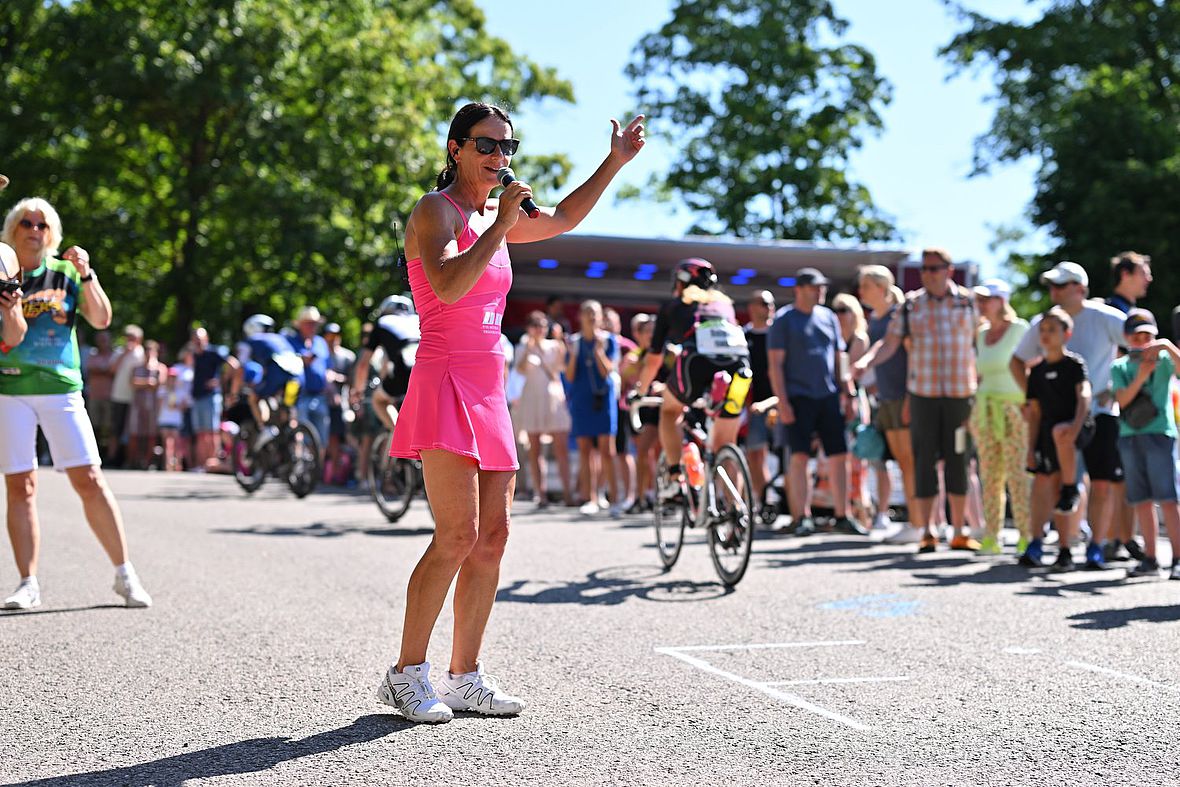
[
  {"x1": 1067, "y1": 604, "x2": 1180, "y2": 630},
  {"x1": 213, "y1": 521, "x2": 434, "y2": 538},
  {"x1": 0, "y1": 603, "x2": 125, "y2": 619},
  {"x1": 496, "y1": 564, "x2": 732, "y2": 606},
  {"x1": 9, "y1": 714, "x2": 409, "y2": 786}
]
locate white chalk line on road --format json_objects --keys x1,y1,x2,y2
[
  {"x1": 1065, "y1": 661, "x2": 1180, "y2": 694},
  {"x1": 655, "y1": 644, "x2": 873, "y2": 731},
  {"x1": 666, "y1": 640, "x2": 865, "y2": 652},
  {"x1": 759, "y1": 676, "x2": 912, "y2": 687}
]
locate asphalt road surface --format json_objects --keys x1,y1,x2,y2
[{"x1": 1, "y1": 470, "x2": 1177, "y2": 786}]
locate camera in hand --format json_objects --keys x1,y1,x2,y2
[{"x1": 0, "y1": 278, "x2": 21, "y2": 296}]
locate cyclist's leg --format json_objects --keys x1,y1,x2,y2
[
  {"x1": 247, "y1": 391, "x2": 268, "y2": 429},
  {"x1": 658, "y1": 389, "x2": 685, "y2": 474},
  {"x1": 372, "y1": 387, "x2": 398, "y2": 432}
]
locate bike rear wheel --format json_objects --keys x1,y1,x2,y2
[
  {"x1": 232, "y1": 426, "x2": 267, "y2": 493},
  {"x1": 370, "y1": 430, "x2": 416, "y2": 523},
  {"x1": 286, "y1": 423, "x2": 322, "y2": 498},
  {"x1": 653, "y1": 453, "x2": 688, "y2": 570},
  {"x1": 708, "y1": 443, "x2": 755, "y2": 587}
]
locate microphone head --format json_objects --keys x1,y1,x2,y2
[{"x1": 497, "y1": 167, "x2": 515, "y2": 186}]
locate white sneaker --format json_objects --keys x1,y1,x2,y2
[
  {"x1": 883, "y1": 526, "x2": 923, "y2": 545},
  {"x1": 3, "y1": 578, "x2": 41, "y2": 610},
  {"x1": 114, "y1": 569, "x2": 152, "y2": 608},
  {"x1": 436, "y1": 662, "x2": 526, "y2": 716},
  {"x1": 579, "y1": 501, "x2": 600, "y2": 516},
  {"x1": 872, "y1": 512, "x2": 892, "y2": 531},
  {"x1": 376, "y1": 662, "x2": 453, "y2": 723}
]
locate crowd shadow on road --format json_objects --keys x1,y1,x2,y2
[
  {"x1": 213, "y1": 520, "x2": 434, "y2": 539},
  {"x1": 496, "y1": 564, "x2": 732, "y2": 606},
  {"x1": 6, "y1": 714, "x2": 408, "y2": 787},
  {"x1": 1067, "y1": 604, "x2": 1180, "y2": 630},
  {"x1": 0, "y1": 603, "x2": 125, "y2": 619}
]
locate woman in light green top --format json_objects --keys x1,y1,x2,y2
[{"x1": 970, "y1": 279, "x2": 1032, "y2": 555}]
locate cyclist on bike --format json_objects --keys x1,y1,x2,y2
[
  {"x1": 230, "y1": 314, "x2": 306, "y2": 446},
  {"x1": 350, "y1": 295, "x2": 420, "y2": 431},
  {"x1": 633, "y1": 258, "x2": 752, "y2": 498}
]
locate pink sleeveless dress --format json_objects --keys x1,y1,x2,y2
[{"x1": 388, "y1": 192, "x2": 518, "y2": 471}]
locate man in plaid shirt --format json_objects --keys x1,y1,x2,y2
[{"x1": 855, "y1": 249, "x2": 979, "y2": 553}]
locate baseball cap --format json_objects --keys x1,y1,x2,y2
[
  {"x1": 323, "y1": 322, "x2": 341, "y2": 335},
  {"x1": 749, "y1": 289, "x2": 775, "y2": 306},
  {"x1": 1040, "y1": 261, "x2": 1089, "y2": 288},
  {"x1": 1123, "y1": 308, "x2": 1158, "y2": 336},
  {"x1": 794, "y1": 267, "x2": 830, "y2": 287},
  {"x1": 973, "y1": 278, "x2": 1012, "y2": 300}
]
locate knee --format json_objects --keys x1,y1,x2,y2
[
  {"x1": 469, "y1": 520, "x2": 510, "y2": 565},
  {"x1": 5, "y1": 472, "x2": 36, "y2": 502},
  {"x1": 69, "y1": 467, "x2": 108, "y2": 501},
  {"x1": 432, "y1": 524, "x2": 479, "y2": 563}
]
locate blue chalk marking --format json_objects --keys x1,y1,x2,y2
[{"x1": 819, "y1": 593, "x2": 922, "y2": 618}]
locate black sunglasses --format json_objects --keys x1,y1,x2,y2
[
  {"x1": 920, "y1": 265, "x2": 948, "y2": 273},
  {"x1": 832, "y1": 307, "x2": 852, "y2": 314},
  {"x1": 458, "y1": 136, "x2": 520, "y2": 156},
  {"x1": 18, "y1": 219, "x2": 49, "y2": 231}
]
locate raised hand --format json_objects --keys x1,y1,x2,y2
[
  {"x1": 609, "y1": 115, "x2": 645, "y2": 163},
  {"x1": 62, "y1": 246, "x2": 91, "y2": 278}
]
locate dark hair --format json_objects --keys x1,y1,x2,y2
[
  {"x1": 435, "y1": 102, "x2": 513, "y2": 191},
  {"x1": 1110, "y1": 250, "x2": 1150, "y2": 282}
]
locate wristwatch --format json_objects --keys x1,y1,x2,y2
[{"x1": 80, "y1": 271, "x2": 95, "y2": 283}]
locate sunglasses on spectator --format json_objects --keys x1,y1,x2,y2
[
  {"x1": 832, "y1": 307, "x2": 852, "y2": 315},
  {"x1": 920, "y1": 265, "x2": 949, "y2": 273},
  {"x1": 458, "y1": 137, "x2": 520, "y2": 156},
  {"x1": 1047, "y1": 281, "x2": 1077, "y2": 289},
  {"x1": 18, "y1": 219, "x2": 49, "y2": 231}
]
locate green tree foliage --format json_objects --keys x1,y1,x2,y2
[
  {"x1": 0, "y1": 0, "x2": 572, "y2": 349},
  {"x1": 943, "y1": 0, "x2": 1180, "y2": 326},
  {"x1": 625, "y1": 0, "x2": 896, "y2": 242}
]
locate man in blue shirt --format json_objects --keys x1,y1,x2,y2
[
  {"x1": 287, "y1": 306, "x2": 331, "y2": 449},
  {"x1": 768, "y1": 268, "x2": 863, "y2": 536}
]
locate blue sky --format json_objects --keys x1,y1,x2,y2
[{"x1": 478, "y1": 0, "x2": 1050, "y2": 276}]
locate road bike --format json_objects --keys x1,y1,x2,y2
[
  {"x1": 629, "y1": 389, "x2": 755, "y2": 587},
  {"x1": 232, "y1": 408, "x2": 322, "y2": 498},
  {"x1": 369, "y1": 428, "x2": 432, "y2": 523}
]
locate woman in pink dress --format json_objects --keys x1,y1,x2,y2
[{"x1": 378, "y1": 102, "x2": 645, "y2": 723}]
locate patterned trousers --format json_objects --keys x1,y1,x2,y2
[{"x1": 971, "y1": 396, "x2": 1032, "y2": 541}]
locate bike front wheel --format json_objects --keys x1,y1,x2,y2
[
  {"x1": 653, "y1": 453, "x2": 688, "y2": 570},
  {"x1": 370, "y1": 431, "x2": 416, "y2": 522},
  {"x1": 286, "y1": 423, "x2": 322, "y2": 498},
  {"x1": 232, "y1": 427, "x2": 267, "y2": 493},
  {"x1": 707, "y1": 443, "x2": 755, "y2": 587}
]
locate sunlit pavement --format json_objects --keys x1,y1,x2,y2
[{"x1": 1, "y1": 470, "x2": 1176, "y2": 786}]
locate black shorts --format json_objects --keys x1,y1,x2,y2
[
  {"x1": 783, "y1": 394, "x2": 848, "y2": 457},
  {"x1": 1031, "y1": 419, "x2": 1096, "y2": 476},
  {"x1": 668, "y1": 353, "x2": 750, "y2": 420},
  {"x1": 328, "y1": 405, "x2": 346, "y2": 440},
  {"x1": 1080, "y1": 413, "x2": 1125, "y2": 483},
  {"x1": 615, "y1": 406, "x2": 630, "y2": 454}
]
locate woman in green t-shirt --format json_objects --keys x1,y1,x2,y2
[{"x1": 0, "y1": 196, "x2": 151, "y2": 610}]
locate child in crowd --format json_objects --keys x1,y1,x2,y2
[
  {"x1": 157, "y1": 367, "x2": 186, "y2": 471},
  {"x1": 1111, "y1": 309, "x2": 1180, "y2": 579},
  {"x1": 1021, "y1": 306, "x2": 1093, "y2": 571}
]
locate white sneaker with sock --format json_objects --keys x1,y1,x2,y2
[
  {"x1": 377, "y1": 662, "x2": 453, "y2": 723},
  {"x1": 883, "y1": 525, "x2": 923, "y2": 545},
  {"x1": 113, "y1": 565, "x2": 152, "y2": 608},
  {"x1": 436, "y1": 662, "x2": 526, "y2": 716},
  {"x1": 3, "y1": 578, "x2": 41, "y2": 610}
]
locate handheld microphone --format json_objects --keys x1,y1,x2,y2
[{"x1": 497, "y1": 168, "x2": 540, "y2": 219}]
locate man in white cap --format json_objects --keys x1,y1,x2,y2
[
  {"x1": 288, "y1": 305, "x2": 331, "y2": 449},
  {"x1": 1009, "y1": 261, "x2": 1127, "y2": 570}
]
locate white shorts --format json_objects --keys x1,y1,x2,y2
[{"x1": 0, "y1": 392, "x2": 102, "y2": 475}]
